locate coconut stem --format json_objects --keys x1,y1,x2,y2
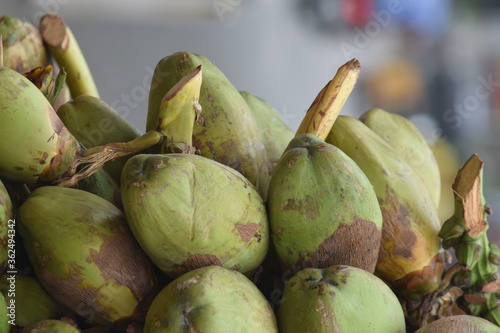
[
  {"x1": 295, "y1": 59, "x2": 360, "y2": 140},
  {"x1": 155, "y1": 65, "x2": 202, "y2": 154},
  {"x1": 440, "y1": 154, "x2": 495, "y2": 286},
  {"x1": 51, "y1": 66, "x2": 67, "y2": 104},
  {"x1": 55, "y1": 130, "x2": 163, "y2": 187},
  {"x1": 39, "y1": 14, "x2": 99, "y2": 98},
  {"x1": 438, "y1": 154, "x2": 500, "y2": 325},
  {"x1": 23, "y1": 65, "x2": 67, "y2": 105}
]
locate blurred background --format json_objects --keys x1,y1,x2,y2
[{"x1": 3, "y1": 0, "x2": 500, "y2": 239}]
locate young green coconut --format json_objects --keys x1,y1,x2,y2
[
  {"x1": 144, "y1": 266, "x2": 278, "y2": 333},
  {"x1": 0, "y1": 65, "x2": 162, "y2": 186},
  {"x1": 18, "y1": 186, "x2": 158, "y2": 328},
  {"x1": 0, "y1": 274, "x2": 62, "y2": 328},
  {"x1": 0, "y1": 16, "x2": 48, "y2": 73},
  {"x1": 278, "y1": 265, "x2": 406, "y2": 332},
  {"x1": 122, "y1": 66, "x2": 269, "y2": 278},
  {"x1": 267, "y1": 59, "x2": 383, "y2": 274}
]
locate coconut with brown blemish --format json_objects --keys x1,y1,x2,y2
[
  {"x1": 278, "y1": 265, "x2": 405, "y2": 333},
  {"x1": 144, "y1": 266, "x2": 278, "y2": 333},
  {"x1": 359, "y1": 108, "x2": 441, "y2": 208},
  {"x1": 121, "y1": 153, "x2": 269, "y2": 279},
  {"x1": 18, "y1": 186, "x2": 158, "y2": 327},
  {"x1": 326, "y1": 115, "x2": 444, "y2": 300},
  {"x1": 0, "y1": 16, "x2": 48, "y2": 73},
  {"x1": 0, "y1": 66, "x2": 81, "y2": 184},
  {"x1": 267, "y1": 133, "x2": 383, "y2": 273}
]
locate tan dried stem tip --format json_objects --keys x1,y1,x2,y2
[
  {"x1": 39, "y1": 14, "x2": 69, "y2": 50},
  {"x1": 39, "y1": 14, "x2": 99, "y2": 98},
  {"x1": 295, "y1": 58, "x2": 360, "y2": 140},
  {"x1": 452, "y1": 154, "x2": 487, "y2": 237}
]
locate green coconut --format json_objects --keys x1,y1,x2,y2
[
  {"x1": 0, "y1": 16, "x2": 48, "y2": 73},
  {"x1": 121, "y1": 153, "x2": 268, "y2": 278},
  {"x1": 279, "y1": 265, "x2": 405, "y2": 332},
  {"x1": 0, "y1": 274, "x2": 62, "y2": 328},
  {"x1": 144, "y1": 266, "x2": 278, "y2": 332},
  {"x1": 18, "y1": 186, "x2": 158, "y2": 326},
  {"x1": 0, "y1": 66, "x2": 80, "y2": 183},
  {"x1": 267, "y1": 133, "x2": 383, "y2": 273}
]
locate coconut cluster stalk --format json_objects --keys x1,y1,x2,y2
[
  {"x1": 39, "y1": 14, "x2": 99, "y2": 98},
  {"x1": 295, "y1": 58, "x2": 360, "y2": 139},
  {"x1": 57, "y1": 95, "x2": 142, "y2": 182},
  {"x1": 439, "y1": 154, "x2": 500, "y2": 326},
  {"x1": 153, "y1": 65, "x2": 202, "y2": 154}
]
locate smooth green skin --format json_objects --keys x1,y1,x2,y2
[
  {"x1": 279, "y1": 266, "x2": 405, "y2": 333},
  {"x1": 415, "y1": 315, "x2": 500, "y2": 333},
  {"x1": 0, "y1": 16, "x2": 48, "y2": 73},
  {"x1": 267, "y1": 134, "x2": 383, "y2": 273},
  {"x1": 240, "y1": 91, "x2": 294, "y2": 200},
  {"x1": 76, "y1": 168, "x2": 122, "y2": 210},
  {"x1": 121, "y1": 154, "x2": 269, "y2": 278},
  {"x1": 360, "y1": 108, "x2": 441, "y2": 208},
  {"x1": 21, "y1": 320, "x2": 81, "y2": 333},
  {"x1": 146, "y1": 52, "x2": 266, "y2": 191},
  {"x1": 0, "y1": 66, "x2": 79, "y2": 183},
  {"x1": 0, "y1": 180, "x2": 12, "y2": 271},
  {"x1": 326, "y1": 116, "x2": 442, "y2": 297},
  {"x1": 18, "y1": 186, "x2": 157, "y2": 325},
  {"x1": 0, "y1": 274, "x2": 62, "y2": 327},
  {"x1": 144, "y1": 266, "x2": 278, "y2": 333},
  {"x1": 57, "y1": 95, "x2": 141, "y2": 182},
  {"x1": 0, "y1": 293, "x2": 10, "y2": 333}
]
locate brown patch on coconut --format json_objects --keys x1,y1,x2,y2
[
  {"x1": 299, "y1": 218, "x2": 381, "y2": 273},
  {"x1": 171, "y1": 255, "x2": 222, "y2": 278}
]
